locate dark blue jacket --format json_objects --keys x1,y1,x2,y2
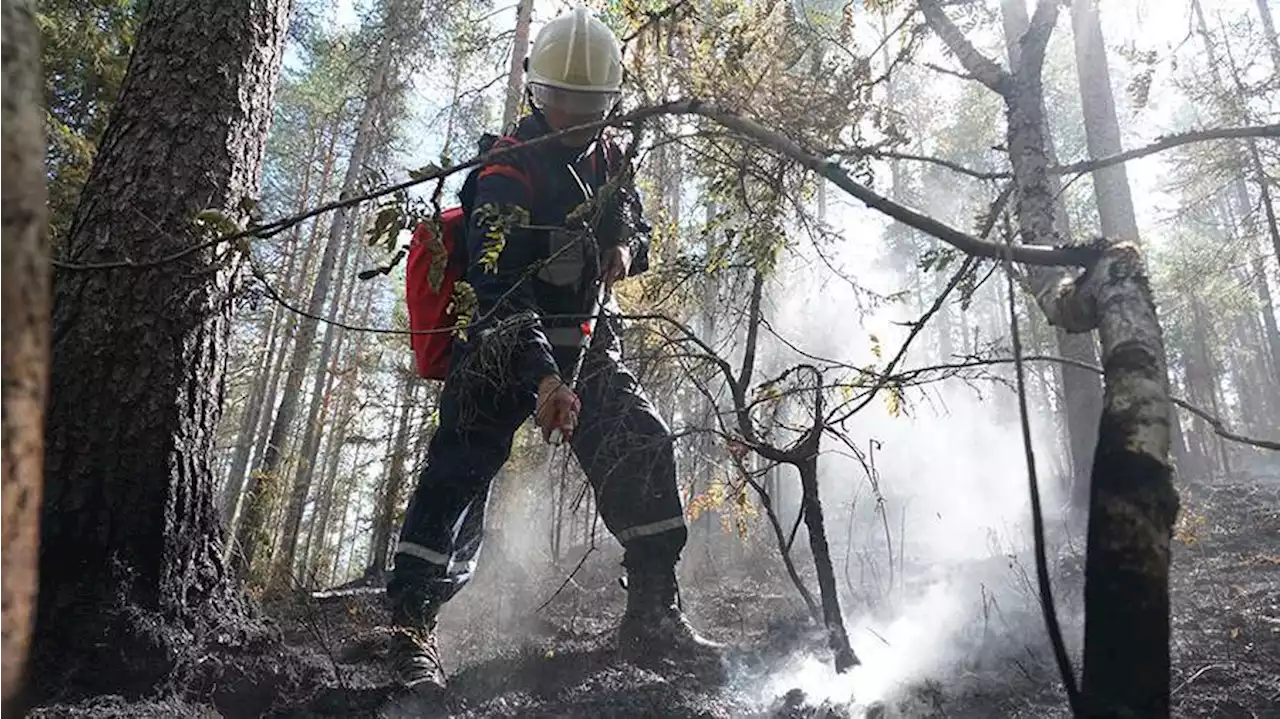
[{"x1": 462, "y1": 115, "x2": 650, "y2": 389}]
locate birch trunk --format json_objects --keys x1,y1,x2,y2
[{"x1": 921, "y1": 2, "x2": 1179, "y2": 713}]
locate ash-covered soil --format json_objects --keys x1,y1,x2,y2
[{"x1": 26, "y1": 474, "x2": 1279, "y2": 718}]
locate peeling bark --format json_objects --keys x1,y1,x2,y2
[{"x1": 1, "y1": 0, "x2": 49, "y2": 707}]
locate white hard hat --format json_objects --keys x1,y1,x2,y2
[{"x1": 527, "y1": 4, "x2": 623, "y2": 115}]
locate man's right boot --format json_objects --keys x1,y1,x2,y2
[{"x1": 388, "y1": 592, "x2": 447, "y2": 693}]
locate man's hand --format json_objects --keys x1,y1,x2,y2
[
  {"x1": 536, "y1": 375, "x2": 581, "y2": 444},
  {"x1": 601, "y1": 244, "x2": 631, "y2": 289}
]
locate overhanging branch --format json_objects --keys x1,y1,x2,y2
[{"x1": 918, "y1": 0, "x2": 1014, "y2": 94}]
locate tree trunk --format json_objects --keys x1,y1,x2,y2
[
  {"x1": 34, "y1": 0, "x2": 289, "y2": 699},
  {"x1": 1, "y1": 0, "x2": 49, "y2": 707},
  {"x1": 1081, "y1": 244, "x2": 1180, "y2": 718},
  {"x1": 369, "y1": 375, "x2": 417, "y2": 576},
  {"x1": 303, "y1": 279, "x2": 373, "y2": 580},
  {"x1": 1068, "y1": 4, "x2": 1180, "y2": 711},
  {"x1": 267, "y1": 209, "x2": 361, "y2": 590},
  {"x1": 233, "y1": 37, "x2": 393, "y2": 581},
  {"x1": 221, "y1": 123, "x2": 320, "y2": 523},
  {"x1": 1254, "y1": 0, "x2": 1280, "y2": 75},
  {"x1": 501, "y1": 0, "x2": 533, "y2": 130},
  {"x1": 1002, "y1": 0, "x2": 1103, "y2": 515},
  {"x1": 226, "y1": 123, "x2": 341, "y2": 546},
  {"x1": 920, "y1": 2, "x2": 1179, "y2": 713},
  {"x1": 797, "y1": 453, "x2": 858, "y2": 673}
]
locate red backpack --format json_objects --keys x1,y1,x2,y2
[{"x1": 405, "y1": 134, "x2": 624, "y2": 380}]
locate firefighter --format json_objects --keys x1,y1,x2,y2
[{"x1": 386, "y1": 4, "x2": 723, "y2": 693}]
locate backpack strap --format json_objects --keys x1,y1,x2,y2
[{"x1": 459, "y1": 133, "x2": 527, "y2": 220}]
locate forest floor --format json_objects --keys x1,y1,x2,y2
[{"x1": 26, "y1": 470, "x2": 1279, "y2": 718}]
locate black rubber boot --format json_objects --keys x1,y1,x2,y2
[
  {"x1": 617, "y1": 566, "x2": 724, "y2": 664},
  {"x1": 388, "y1": 591, "x2": 447, "y2": 694}
]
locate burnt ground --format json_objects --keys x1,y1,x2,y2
[{"x1": 25, "y1": 473, "x2": 1279, "y2": 719}]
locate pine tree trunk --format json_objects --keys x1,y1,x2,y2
[
  {"x1": 304, "y1": 278, "x2": 373, "y2": 582},
  {"x1": 226, "y1": 124, "x2": 341, "y2": 547},
  {"x1": 369, "y1": 375, "x2": 417, "y2": 576},
  {"x1": 1254, "y1": 0, "x2": 1280, "y2": 75},
  {"x1": 268, "y1": 210, "x2": 361, "y2": 590},
  {"x1": 221, "y1": 123, "x2": 321, "y2": 523},
  {"x1": 1, "y1": 0, "x2": 49, "y2": 706},
  {"x1": 35, "y1": 0, "x2": 289, "y2": 698},
  {"x1": 234, "y1": 39, "x2": 393, "y2": 581},
  {"x1": 501, "y1": 0, "x2": 534, "y2": 130}
]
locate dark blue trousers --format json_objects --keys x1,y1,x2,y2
[{"x1": 388, "y1": 325, "x2": 687, "y2": 606}]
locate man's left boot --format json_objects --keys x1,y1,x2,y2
[{"x1": 617, "y1": 566, "x2": 725, "y2": 664}]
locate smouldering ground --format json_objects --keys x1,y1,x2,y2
[{"x1": 26, "y1": 473, "x2": 1279, "y2": 718}]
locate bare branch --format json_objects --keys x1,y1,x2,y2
[
  {"x1": 1018, "y1": 0, "x2": 1060, "y2": 82},
  {"x1": 1050, "y1": 123, "x2": 1280, "y2": 176},
  {"x1": 898, "y1": 354, "x2": 1280, "y2": 452},
  {"x1": 1002, "y1": 249, "x2": 1082, "y2": 712},
  {"x1": 918, "y1": 0, "x2": 1014, "y2": 94}
]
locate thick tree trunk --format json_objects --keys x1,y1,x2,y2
[
  {"x1": 501, "y1": 0, "x2": 533, "y2": 130},
  {"x1": 34, "y1": 0, "x2": 289, "y2": 699},
  {"x1": 1068, "y1": 3, "x2": 1180, "y2": 710},
  {"x1": 234, "y1": 39, "x2": 392, "y2": 581},
  {"x1": 1, "y1": 0, "x2": 50, "y2": 707},
  {"x1": 268, "y1": 211, "x2": 361, "y2": 590}
]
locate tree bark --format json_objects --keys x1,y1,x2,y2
[
  {"x1": 922, "y1": 2, "x2": 1178, "y2": 713},
  {"x1": 34, "y1": 0, "x2": 289, "y2": 699},
  {"x1": 1002, "y1": 0, "x2": 1103, "y2": 514},
  {"x1": 501, "y1": 0, "x2": 533, "y2": 130},
  {"x1": 233, "y1": 36, "x2": 393, "y2": 581},
  {"x1": 2, "y1": 0, "x2": 50, "y2": 707},
  {"x1": 1081, "y1": 245, "x2": 1180, "y2": 718}
]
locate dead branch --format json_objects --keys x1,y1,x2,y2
[{"x1": 1002, "y1": 251, "x2": 1082, "y2": 711}]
